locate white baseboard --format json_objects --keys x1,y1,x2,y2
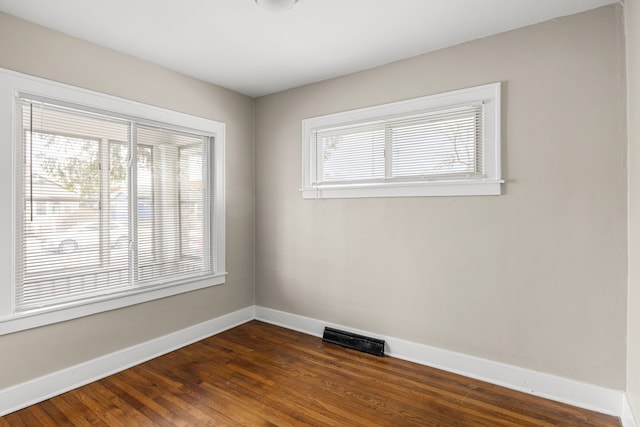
[
  {"x1": 622, "y1": 393, "x2": 639, "y2": 427},
  {"x1": 0, "y1": 306, "x2": 255, "y2": 417},
  {"x1": 254, "y1": 305, "x2": 625, "y2": 419}
]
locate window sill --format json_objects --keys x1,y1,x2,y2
[
  {"x1": 0, "y1": 272, "x2": 227, "y2": 336},
  {"x1": 301, "y1": 179, "x2": 503, "y2": 199}
]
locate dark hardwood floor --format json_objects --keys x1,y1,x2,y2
[{"x1": 0, "y1": 320, "x2": 621, "y2": 426}]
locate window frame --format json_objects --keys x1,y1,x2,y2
[
  {"x1": 301, "y1": 82, "x2": 502, "y2": 199},
  {"x1": 0, "y1": 67, "x2": 226, "y2": 335}
]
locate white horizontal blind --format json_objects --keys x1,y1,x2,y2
[
  {"x1": 311, "y1": 104, "x2": 483, "y2": 185},
  {"x1": 15, "y1": 97, "x2": 212, "y2": 311},
  {"x1": 315, "y1": 123, "x2": 385, "y2": 184},
  {"x1": 134, "y1": 125, "x2": 211, "y2": 285}
]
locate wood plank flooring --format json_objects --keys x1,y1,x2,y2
[{"x1": 0, "y1": 320, "x2": 621, "y2": 426}]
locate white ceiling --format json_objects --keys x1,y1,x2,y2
[{"x1": 0, "y1": 0, "x2": 619, "y2": 97}]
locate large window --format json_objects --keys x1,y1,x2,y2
[
  {"x1": 0, "y1": 68, "x2": 225, "y2": 334},
  {"x1": 301, "y1": 83, "x2": 502, "y2": 198}
]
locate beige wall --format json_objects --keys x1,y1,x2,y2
[
  {"x1": 627, "y1": 0, "x2": 640, "y2": 419},
  {"x1": 255, "y1": 5, "x2": 627, "y2": 389},
  {"x1": 0, "y1": 13, "x2": 255, "y2": 388}
]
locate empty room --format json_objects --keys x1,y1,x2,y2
[{"x1": 0, "y1": 0, "x2": 639, "y2": 425}]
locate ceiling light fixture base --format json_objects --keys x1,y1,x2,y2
[{"x1": 254, "y1": 0, "x2": 298, "y2": 12}]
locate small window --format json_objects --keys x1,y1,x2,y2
[{"x1": 301, "y1": 83, "x2": 502, "y2": 198}]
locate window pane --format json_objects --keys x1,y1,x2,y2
[
  {"x1": 317, "y1": 129, "x2": 385, "y2": 183},
  {"x1": 26, "y1": 132, "x2": 101, "y2": 275},
  {"x1": 18, "y1": 100, "x2": 131, "y2": 310},
  {"x1": 136, "y1": 126, "x2": 208, "y2": 283},
  {"x1": 391, "y1": 114, "x2": 479, "y2": 178}
]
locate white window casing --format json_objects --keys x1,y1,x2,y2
[
  {"x1": 0, "y1": 68, "x2": 226, "y2": 335},
  {"x1": 301, "y1": 82, "x2": 502, "y2": 199}
]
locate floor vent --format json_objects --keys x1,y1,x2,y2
[{"x1": 322, "y1": 327, "x2": 385, "y2": 357}]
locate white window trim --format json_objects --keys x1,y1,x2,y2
[
  {"x1": 301, "y1": 82, "x2": 502, "y2": 199},
  {"x1": 0, "y1": 67, "x2": 226, "y2": 335}
]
